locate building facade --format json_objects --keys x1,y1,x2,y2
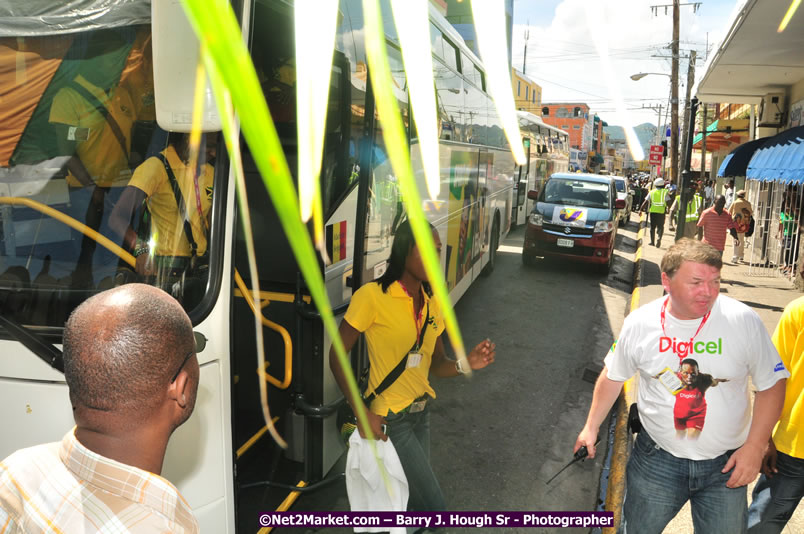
[
  {"x1": 541, "y1": 103, "x2": 592, "y2": 152},
  {"x1": 512, "y1": 68, "x2": 542, "y2": 115}
]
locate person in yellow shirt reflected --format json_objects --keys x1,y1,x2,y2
[
  {"x1": 49, "y1": 30, "x2": 136, "y2": 287},
  {"x1": 110, "y1": 132, "x2": 214, "y2": 306},
  {"x1": 329, "y1": 220, "x2": 495, "y2": 515}
]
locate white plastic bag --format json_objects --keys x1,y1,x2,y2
[{"x1": 345, "y1": 431, "x2": 408, "y2": 533}]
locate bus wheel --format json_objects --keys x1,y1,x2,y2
[{"x1": 482, "y1": 218, "x2": 499, "y2": 277}]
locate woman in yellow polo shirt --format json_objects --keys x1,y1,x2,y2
[{"x1": 330, "y1": 220, "x2": 495, "y2": 514}]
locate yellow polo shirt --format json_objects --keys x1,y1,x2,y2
[
  {"x1": 49, "y1": 75, "x2": 135, "y2": 187},
  {"x1": 344, "y1": 281, "x2": 446, "y2": 416},
  {"x1": 128, "y1": 146, "x2": 214, "y2": 257},
  {"x1": 771, "y1": 296, "x2": 804, "y2": 459}
]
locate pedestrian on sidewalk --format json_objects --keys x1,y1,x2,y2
[
  {"x1": 641, "y1": 177, "x2": 668, "y2": 247},
  {"x1": 729, "y1": 190, "x2": 753, "y2": 263},
  {"x1": 705, "y1": 180, "x2": 714, "y2": 208},
  {"x1": 747, "y1": 295, "x2": 804, "y2": 533},
  {"x1": 725, "y1": 179, "x2": 736, "y2": 210},
  {"x1": 777, "y1": 204, "x2": 800, "y2": 275},
  {"x1": 698, "y1": 195, "x2": 735, "y2": 258},
  {"x1": 668, "y1": 182, "x2": 704, "y2": 239},
  {"x1": 575, "y1": 238, "x2": 788, "y2": 534}
]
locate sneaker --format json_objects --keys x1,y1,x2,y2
[{"x1": 731, "y1": 257, "x2": 738, "y2": 263}]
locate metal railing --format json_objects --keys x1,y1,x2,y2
[{"x1": 745, "y1": 180, "x2": 802, "y2": 283}]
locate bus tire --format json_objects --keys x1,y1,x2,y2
[{"x1": 482, "y1": 217, "x2": 499, "y2": 277}]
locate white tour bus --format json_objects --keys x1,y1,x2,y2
[{"x1": 0, "y1": 1, "x2": 513, "y2": 531}]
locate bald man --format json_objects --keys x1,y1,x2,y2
[{"x1": 0, "y1": 284, "x2": 200, "y2": 533}]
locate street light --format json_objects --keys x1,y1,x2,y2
[{"x1": 630, "y1": 72, "x2": 671, "y2": 81}]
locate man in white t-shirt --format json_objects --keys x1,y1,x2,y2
[{"x1": 575, "y1": 238, "x2": 788, "y2": 533}]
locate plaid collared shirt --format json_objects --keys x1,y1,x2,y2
[{"x1": 0, "y1": 429, "x2": 198, "y2": 533}]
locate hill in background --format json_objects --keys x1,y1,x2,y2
[{"x1": 603, "y1": 123, "x2": 663, "y2": 158}]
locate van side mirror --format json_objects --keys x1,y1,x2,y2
[
  {"x1": 615, "y1": 199, "x2": 626, "y2": 209},
  {"x1": 527, "y1": 189, "x2": 539, "y2": 200}
]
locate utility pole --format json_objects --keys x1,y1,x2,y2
[
  {"x1": 650, "y1": 1, "x2": 703, "y2": 185},
  {"x1": 680, "y1": 49, "x2": 697, "y2": 173},
  {"x1": 671, "y1": 0, "x2": 679, "y2": 185},
  {"x1": 676, "y1": 97, "x2": 699, "y2": 240},
  {"x1": 701, "y1": 102, "x2": 708, "y2": 184},
  {"x1": 522, "y1": 25, "x2": 529, "y2": 74}
]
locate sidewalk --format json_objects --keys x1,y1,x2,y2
[{"x1": 633, "y1": 220, "x2": 803, "y2": 534}]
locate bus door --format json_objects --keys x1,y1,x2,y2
[
  {"x1": 474, "y1": 148, "x2": 491, "y2": 277},
  {"x1": 514, "y1": 137, "x2": 531, "y2": 226},
  {"x1": 230, "y1": 0, "x2": 365, "y2": 518}
]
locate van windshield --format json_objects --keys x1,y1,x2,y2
[{"x1": 541, "y1": 178, "x2": 610, "y2": 209}]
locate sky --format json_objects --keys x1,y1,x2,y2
[{"x1": 511, "y1": 0, "x2": 743, "y2": 129}]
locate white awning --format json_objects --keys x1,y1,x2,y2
[{"x1": 695, "y1": 0, "x2": 804, "y2": 104}]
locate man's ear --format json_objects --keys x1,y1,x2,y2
[
  {"x1": 170, "y1": 371, "x2": 190, "y2": 409},
  {"x1": 661, "y1": 271, "x2": 671, "y2": 294}
]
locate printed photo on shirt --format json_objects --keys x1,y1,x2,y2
[{"x1": 652, "y1": 358, "x2": 729, "y2": 440}]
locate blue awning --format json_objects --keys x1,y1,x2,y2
[
  {"x1": 747, "y1": 126, "x2": 804, "y2": 184},
  {"x1": 717, "y1": 137, "x2": 768, "y2": 178}
]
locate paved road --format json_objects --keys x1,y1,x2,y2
[{"x1": 270, "y1": 217, "x2": 641, "y2": 533}]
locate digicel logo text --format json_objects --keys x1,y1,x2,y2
[{"x1": 659, "y1": 337, "x2": 723, "y2": 358}]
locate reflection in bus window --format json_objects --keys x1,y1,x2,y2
[{"x1": 0, "y1": 28, "x2": 218, "y2": 326}]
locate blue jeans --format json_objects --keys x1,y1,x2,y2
[
  {"x1": 385, "y1": 404, "x2": 446, "y2": 514},
  {"x1": 748, "y1": 451, "x2": 804, "y2": 533},
  {"x1": 621, "y1": 430, "x2": 747, "y2": 534}
]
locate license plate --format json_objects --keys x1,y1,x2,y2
[{"x1": 557, "y1": 238, "x2": 574, "y2": 248}]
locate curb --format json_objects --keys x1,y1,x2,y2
[{"x1": 597, "y1": 213, "x2": 646, "y2": 534}]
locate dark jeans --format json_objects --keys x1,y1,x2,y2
[
  {"x1": 385, "y1": 404, "x2": 446, "y2": 515},
  {"x1": 649, "y1": 212, "x2": 665, "y2": 244},
  {"x1": 748, "y1": 451, "x2": 804, "y2": 533},
  {"x1": 620, "y1": 430, "x2": 747, "y2": 534}
]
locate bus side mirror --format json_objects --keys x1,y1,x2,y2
[{"x1": 527, "y1": 189, "x2": 539, "y2": 200}]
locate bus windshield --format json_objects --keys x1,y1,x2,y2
[
  {"x1": 542, "y1": 178, "x2": 610, "y2": 209},
  {"x1": 0, "y1": 28, "x2": 221, "y2": 328}
]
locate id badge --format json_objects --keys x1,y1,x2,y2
[
  {"x1": 657, "y1": 367, "x2": 683, "y2": 395},
  {"x1": 406, "y1": 352, "x2": 422, "y2": 368}
]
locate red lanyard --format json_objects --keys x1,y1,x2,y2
[
  {"x1": 399, "y1": 282, "x2": 426, "y2": 348},
  {"x1": 660, "y1": 297, "x2": 710, "y2": 361}
]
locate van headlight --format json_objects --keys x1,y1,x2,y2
[
  {"x1": 529, "y1": 213, "x2": 543, "y2": 226},
  {"x1": 594, "y1": 220, "x2": 615, "y2": 233}
]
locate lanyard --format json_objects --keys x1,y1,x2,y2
[
  {"x1": 660, "y1": 297, "x2": 710, "y2": 361},
  {"x1": 399, "y1": 282, "x2": 428, "y2": 351}
]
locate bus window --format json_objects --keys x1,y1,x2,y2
[
  {"x1": 429, "y1": 23, "x2": 445, "y2": 63},
  {"x1": 475, "y1": 66, "x2": 486, "y2": 92},
  {"x1": 434, "y1": 60, "x2": 464, "y2": 142},
  {"x1": 0, "y1": 28, "x2": 221, "y2": 324},
  {"x1": 442, "y1": 38, "x2": 459, "y2": 72},
  {"x1": 460, "y1": 52, "x2": 477, "y2": 87}
]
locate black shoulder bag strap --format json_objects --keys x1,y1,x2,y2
[
  {"x1": 364, "y1": 301, "x2": 429, "y2": 404},
  {"x1": 155, "y1": 153, "x2": 198, "y2": 259},
  {"x1": 67, "y1": 81, "x2": 129, "y2": 163}
]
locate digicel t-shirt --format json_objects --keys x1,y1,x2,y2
[{"x1": 605, "y1": 295, "x2": 789, "y2": 460}]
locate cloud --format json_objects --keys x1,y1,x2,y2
[{"x1": 511, "y1": 0, "x2": 736, "y2": 126}]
